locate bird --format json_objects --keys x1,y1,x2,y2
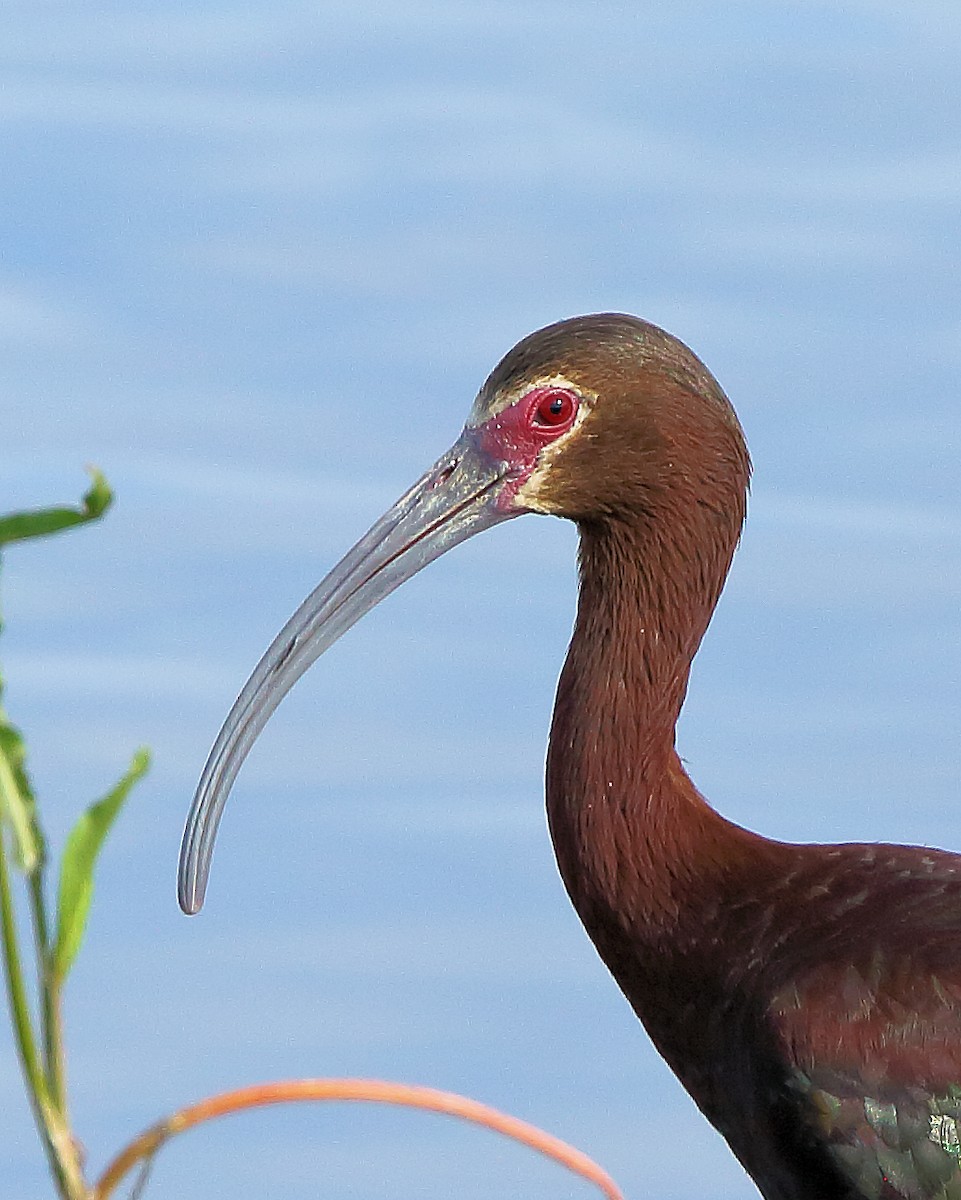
[{"x1": 179, "y1": 313, "x2": 961, "y2": 1200}]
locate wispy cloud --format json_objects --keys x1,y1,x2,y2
[{"x1": 0, "y1": 280, "x2": 90, "y2": 345}]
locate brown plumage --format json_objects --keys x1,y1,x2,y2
[{"x1": 180, "y1": 314, "x2": 961, "y2": 1200}]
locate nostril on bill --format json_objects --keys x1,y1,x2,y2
[{"x1": 433, "y1": 458, "x2": 458, "y2": 487}]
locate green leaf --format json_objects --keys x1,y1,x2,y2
[
  {"x1": 53, "y1": 748, "x2": 150, "y2": 980},
  {"x1": 0, "y1": 561, "x2": 46, "y2": 874},
  {"x1": 0, "y1": 468, "x2": 113, "y2": 547},
  {"x1": 0, "y1": 726, "x2": 40, "y2": 874}
]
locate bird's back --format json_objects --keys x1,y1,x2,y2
[{"x1": 648, "y1": 839, "x2": 961, "y2": 1200}]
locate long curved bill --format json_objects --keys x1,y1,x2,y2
[{"x1": 178, "y1": 428, "x2": 515, "y2": 914}]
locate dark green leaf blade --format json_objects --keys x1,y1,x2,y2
[
  {"x1": 53, "y1": 748, "x2": 150, "y2": 979},
  {"x1": 0, "y1": 468, "x2": 113, "y2": 547}
]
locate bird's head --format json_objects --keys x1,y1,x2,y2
[
  {"x1": 468, "y1": 312, "x2": 748, "y2": 526},
  {"x1": 178, "y1": 313, "x2": 749, "y2": 913}
]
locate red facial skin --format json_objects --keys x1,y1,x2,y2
[{"x1": 473, "y1": 385, "x2": 580, "y2": 511}]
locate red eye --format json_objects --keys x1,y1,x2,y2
[{"x1": 530, "y1": 387, "x2": 577, "y2": 430}]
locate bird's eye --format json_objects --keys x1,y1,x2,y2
[{"x1": 529, "y1": 388, "x2": 577, "y2": 430}]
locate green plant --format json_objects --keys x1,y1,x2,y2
[
  {"x1": 0, "y1": 474, "x2": 623, "y2": 1200},
  {"x1": 0, "y1": 470, "x2": 147, "y2": 1199}
]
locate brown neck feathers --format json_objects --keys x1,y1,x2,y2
[{"x1": 545, "y1": 409, "x2": 753, "y2": 949}]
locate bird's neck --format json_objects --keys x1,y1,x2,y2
[{"x1": 546, "y1": 513, "x2": 757, "y2": 958}]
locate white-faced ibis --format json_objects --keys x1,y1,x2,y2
[{"x1": 179, "y1": 314, "x2": 961, "y2": 1200}]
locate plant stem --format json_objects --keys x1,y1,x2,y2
[
  {"x1": 0, "y1": 828, "x2": 86, "y2": 1199},
  {"x1": 0, "y1": 825, "x2": 58, "y2": 1178},
  {"x1": 29, "y1": 869, "x2": 70, "y2": 1115},
  {"x1": 93, "y1": 1078, "x2": 625, "y2": 1200}
]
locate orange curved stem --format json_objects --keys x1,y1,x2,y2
[{"x1": 92, "y1": 1077, "x2": 624, "y2": 1200}]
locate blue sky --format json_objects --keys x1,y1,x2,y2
[{"x1": 3, "y1": 2, "x2": 961, "y2": 1197}]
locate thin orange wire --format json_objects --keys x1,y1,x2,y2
[{"x1": 92, "y1": 1077, "x2": 624, "y2": 1200}]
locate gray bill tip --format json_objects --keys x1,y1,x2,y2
[
  {"x1": 177, "y1": 800, "x2": 210, "y2": 913},
  {"x1": 178, "y1": 877, "x2": 203, "y2": 915}
]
